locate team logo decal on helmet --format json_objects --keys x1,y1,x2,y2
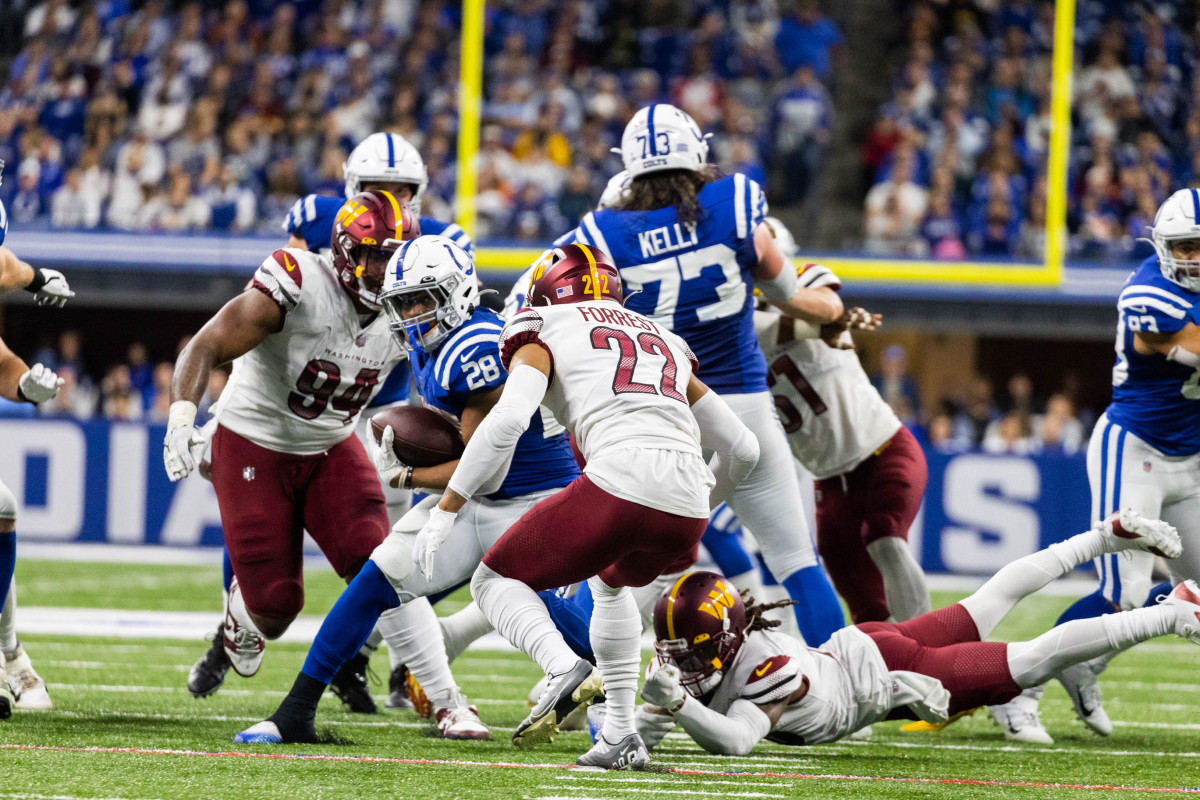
[
  {"x1": 1150, "y1": 188, "x2": 1200, "y2": 292},
  {"x1": 343, "y1": 132, "x2": 429, "y2": 213},
  {"x1": 653, "y1": 571, "x2": 747, "y2": 697},
  {"x1": 380, "y1": 234, "x2": 479, "y2": 352},
  {"x1": 332, "y1": 190, "x2": 420, "y2": 312},
  {"x1": 527, "y1": 244, "x2": 623, "y2": 307},
  {"x1": 618, "y1": 104, "x2": 710, "y2": 179}
]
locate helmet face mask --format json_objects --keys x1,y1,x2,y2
[
  {"x1": 1150, "y1": 189, "x2": 1200, "y2": 292},
  {"x1": 381, "y1": 235, "x2": 478, "y2": 353},
  {"x1": 331, "y1": 191, "x2": 419, "y2": 312},
  {"x1": 651, "y1": 572, "x2": 747, "y2": 699}
]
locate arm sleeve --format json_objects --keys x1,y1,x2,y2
[
  {"x1": 691, "y1": 390, "x2": 760, "y2": 509},
  {"x1": 673, "y1": 696, "x2": 772, "y2": 756},
  {"x1": 446, "y1": 364, "x2": 548, "y2": 501}
]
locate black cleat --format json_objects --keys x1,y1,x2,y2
[
  {"x1": 188, "y1": 629, "x2": 232, "y2": 698},
  {"x1": 330, "y1": 653, "x2": 377, "y2": 714},
  {"x1": 386, "y1": 664, "x2": 414, "y2": 710}
]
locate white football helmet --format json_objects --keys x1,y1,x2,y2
[
  {"x1": 1151, "y1": 188, "x2": 1200, "y2": 292},
  {"x1": 763, "y1": 216, "x2": 799, "y2": 259},
  {"x1": 381, "y1": 235, "x2": 479, "y2": 352},
  {"x1": 618, "y1": 104, "x2": 709, "y2": 179},
  {"x1": 598, "y1": 170, "x2": 631, "y2": 209},
  {"x1": 344, "y1": 133, "x2": 428, "y2": 212}
]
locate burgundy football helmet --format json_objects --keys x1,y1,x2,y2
[
  {"x1": 332, "y1": 189, "x2": 420, "y2": 311},
  {"x1": 526, "y1": 243, "x2": 623, "y2": 307},
  {"x1": 653, "y1": 571, "x2": 747, "y2": 697}
]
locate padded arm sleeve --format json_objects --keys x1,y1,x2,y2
[
  {"x1": 691, "y1": 390, "x2": 760, "y2": 508},
  {"x1": 674, "y1": 696, "x2": 772, "y2": 756},
  {"x1": 755, "y1": 258, "x2": 799, "y2": 305},
  {"x1": 446, "y1": 364, "x2": 548, "y2": 501}
]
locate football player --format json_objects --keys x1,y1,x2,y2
[
  {"x1": 756, "y1": 217, "x2": 930, "y2": 624},
  {"x1": 163, "y1": 192, "x2": 493, "y2": 735},
  {"x1": 233, "y1": 235, "x2": 582, "y2": 745},
  {"x1": 636, "y1": 510, "x2": 1198, "y2": 755},
  {"x1": 993, "y1": 187, "x2": 1200, "y2": 742},
  {"x1": 423, "y1": 244, "x2": 758, "y2": 768},
  {"x1": 566, "y1": 104, "x2": 844, "y2": 646},
  {"x1": 0, "y1": 165, "x2": 73, "y2": 716}
]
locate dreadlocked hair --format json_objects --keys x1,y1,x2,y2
[
  {"x1": 740, "y1": 590, "x2": 799, "y2": 634},
  {"x1": 618, "y1": 164, "x2": 724, "y2": 228}
]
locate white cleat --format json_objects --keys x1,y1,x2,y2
[
  {"x1": 233, "y1": 721, "x2": 282, "y2": 744},
  {"x1": 434, "y1": 699, "x2": 490, "y2": 741},
  {"x1": 990, "y1": 688, "x2": 1053, "y2": 744},
  {"x1": 846, "y1": 725, "x2": 873, "y2": 741},
  {"x1": 1160, "y1": 580, "x2": 1200, "y2": 645},
  {"x1": 1057, "y1": 660, "x2": 1112, "y2": 736},
  {"x1": 527, "y1": 675, "x2": 586, "y2": 731},
  {"x1": 1099, "y1": 509, "x2": 1182, "y2": 559},
  {"x1": 6, "y1": 646, "x2": 52, "y2": 710},
  {"x1": 222, "y1": 578, "x2": 265, "y2": 678}
]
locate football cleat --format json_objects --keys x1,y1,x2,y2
[
  {"x1": 1160, "y1": 579, "x2": 1200, "y2": 645},
  {"x1": 586, "y1": 701, "x2": 606, "y2": 744},
  {"x1": 1099, "y1": 509, "x2": 1181, "y2": 559},
  {"x1": 846, "y1": 725, "x2": 873, "y2": 741},
  {"x1": 1057, "y1": 659, "x2": 1112, "y2": 736},
  {"x1": 222, "y1": 578, "x2": 265, "y2": 678},
  {"x1": 405, "y1": 669, "x2": 431, "y2": 718},
  {"x1": 233, "y1": 720, "x2": 283, "y2": 744},
  {"x1": 577, "y1": 732, "x2": 650, "y2": 770},
  {"x1": 513, "y1": 660, "x2": 604, "y2": 748},
  {"x1": 188, "y1": 629, "x2": 232, "y2": 698},
  {"x1": 329, "y1": 653, "x2": 377, "y2": 714},
  {"x1": 527, "y1": 675, "x2": 586, "y2": 731},
  {"x1": 233, "y1": 715, "x2": 318, "y2": 745},
  {"x1": 989, "y1": 688, "x2": 1053, "y2": 744},
  {"x1": 434, "y1": 702, "x2": 490, "y2": 740},
  {"x1": 386, "y1": 664, "x2": 414, "y2": 710},
  {"x1": 6, "y1": 645, "x2": 51, "y2": 710},
  {"x1": 900, "y1": 706, "x2": 981, "y2": 733},
  {"x1": 0, "y1": 656, "x2": 11, "y2": 720}
]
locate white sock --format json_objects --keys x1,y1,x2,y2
[
  {"x1": 0, "y1": 579, "x2": 17, "y2": 657},
  {"x1": 1007, "y1": 606, "x2": 1174, "y2": 687},
  {"x1": 589, "y1": 577, "x2": 640, "y2": 742},
  {"x1": 439, "y1": 601, "x2": 494, "y2": 663},
  {"x1": 378, "y1": 599, "x2": 459, "y2": 707},
  {"x1": 228, "y1": 581, "x2": 266, "y2": 637},
  {"x1": 961, "y1": 528, "x2": 1108, "y2": 639},
  {"x1": 866, "y1": 537, "x2": 931, "y2": 622},
  {"x1": 471, "y1": 564, "x2": 577, "y2": 678}
]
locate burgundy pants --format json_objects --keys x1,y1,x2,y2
[
  {"x1": 482, "y1": 474, "x2": 706, "y2": 589},
  {"x1": 209, "y1": 426, "x2": 389, "y2": 619},
  {"x1": 816, "y1": 426, "x2": 928, "y2": 623}
]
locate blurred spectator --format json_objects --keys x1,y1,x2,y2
[
  {"x1": 953, "y1": 377, "x2": 1000, "y2": 449},
  {"x1": 864, "y1": 154, "x2": 928, "y2": 255},
  {"x1": 774, "y1": 0, "x2": 843, "y2": 81},
  {"x1": 771, "y1": 66, "x2": 831, "y2": 206},
  {"x1": 1034, "y1": 393, "x2": 1084, "y2": 455},
  {"x1": 145, "y1": 362, "x2": 174, "y2": 422},
  {"x1": 557, "y1": 165, "x2": 596, "y2": 227},
  {"x1": 206, "y1": 163, "x2": 258, "y2": 232},
  {"x1": 100, "y1": 364, "x2": 142, "y2": 421},
  {"x1": 504, "y1": 183, "x2": 566, "y2": 242},
  {"x1": 926, "y1": 411, "x2": 970, "y2": 453},
  {"x1": 50, "y1": 168, "x2": 98, "y2": 228},
  {"x1": 921, "y1": 192, "x2": 967, "y2": 260},
  {"x1": 38, "y1": 365, "x2": 96, "y2": 419},
  {"x1": 126, "y1": 342, "x2": 153, "y2": 396},
  {"x1": 982, "y1": 411, "x2": 1036, "y2": 455},
  {"x1": 870, "y1": 344, "x2": 920, "y2": 426},
  {"x1": 147, "y1": 172, "x2": 211, "y2": 231}
]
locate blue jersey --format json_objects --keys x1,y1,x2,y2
[
  {"x1": 281, "y1": 194, "x2": 474, "y2": 407},
  {"x1": 572, "y1": 174, "x2": 768, "y2": 393},
  {"x1": 1106, "y1": 256, "x2": 1200, "y2": 456},
  {"x1": 409, "y1": 308, "x2": 579, "y2": 499},
  {"x1": 282, "y1": 194, "x2": 475, "y2": 260}
]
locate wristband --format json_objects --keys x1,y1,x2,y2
[
  {"x1": 24, "y1": 269, "x2": 47, "y2": 293},
  {"x1": 398, "y1": 466, "x2": 414, "y2": 490}
]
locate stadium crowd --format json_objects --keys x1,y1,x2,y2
[
  {"x1": 862, "y1": 0, "x2": 1200, "y2": 262},
  {"x1": 0, "y1": 0, "x2": 843, "y2": 241}
]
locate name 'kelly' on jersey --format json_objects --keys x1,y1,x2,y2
[
  {"x1": 571, "y1": 174, "x2": 769, "y2": 394},
  {"x1": 1106, "y1": 255, "x2": 1200, "y2": 456}
]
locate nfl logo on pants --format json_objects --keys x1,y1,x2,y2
[{"x1": 243, "y1": 466, "x2": 255, "y2": 482}]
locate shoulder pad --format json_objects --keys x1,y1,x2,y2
[
  {"x1": 741, "y1": 654, "x2": 802, "y2": 704},
  {"x1": 797, "y1": 263, "x2": 841, "y2": 291},
  {"x1": 252, "y1": 249, "x2": 306, "y2": 312}
]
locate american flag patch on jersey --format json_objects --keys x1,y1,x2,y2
[{"x1": 556, "y1": 285, "x2": 573, "y2": 298}]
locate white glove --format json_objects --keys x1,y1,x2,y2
[
  {"x1": 163, "y1": 401, "x2": 203, "y2": 482},
  {"x1": 28, "y1": 268, "x2": 74, "y2": 308},
  {"x1": 411, "y1": 506, "x2": 457, "y2": 581},
  {"x1": 635, "y1": 703, "x2": 678, "y2": 749},
  {"x1": 17, "y1": 363, "x2": 64, "y2": 403},
  {"x1": 366, "y1": 424, "x2": 409, "y2": 487},
  {"x1": 640, "y1": 663, "x2": 686, "y2": 712}
]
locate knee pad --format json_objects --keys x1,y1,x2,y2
[
  {"x1": 391, "y1": 494, "x2": 437, "y2": 536},
  {"x1": 371, "y1": 531, "x2": 417, "y2": 584},
  {"x1": 0, "y1": 480, "x2": 16, "y2": 521}
]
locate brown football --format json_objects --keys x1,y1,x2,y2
[{"x1": 369, "y1": 405, "x2": 465, "y2": 468}]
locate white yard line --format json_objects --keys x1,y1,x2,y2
[
  {"x1": 0, "y1": 794, "x2": 161, "y2": 800},
  {"x1": 551, "y1": 777, "x2": 790, "y2": 788},
  {"x1": 537, "y1": 787, "x2": 784, "y2": 799}
]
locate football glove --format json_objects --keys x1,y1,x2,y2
[
  {"x1": 163, "y1": 401, "x2": 204, "y2": 482},
  {"x1": 412, "y1": 506, "x2": 457, "y2": 580},
  {"x1": 25, "y1": 268, "x2": 74, "y2": 308},
  {"x1": 366, "y1": 424, "x2": 410, "y2": 487},
  {"x1": 640, "y1": 663, "x2": 686, "y2": 712},
  {"x1": 17, "y1": 363, "x2": 64, "y2": 403}
]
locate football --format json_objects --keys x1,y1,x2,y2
[{"x1": 369, "y1": 405, "x2": 465, "y2": 468}]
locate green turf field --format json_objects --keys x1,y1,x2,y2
[{"x1": 2, "y1": 559, "x2": 1198, "y2": 799}]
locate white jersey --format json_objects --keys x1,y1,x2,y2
[
  {"x1": 754, "y1": 269, "x2": 900, "y2": 479},
  {"x1": 499, "y1": 300, "x2": 713, "y2": 518},
  {"x1": 217, "y1": 248, "x2": 406, "y2": 455}
]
